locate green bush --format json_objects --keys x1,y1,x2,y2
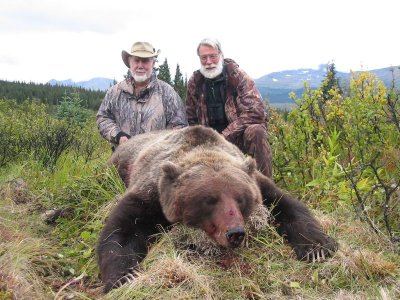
[
  {"x1": 270, "y1": 71, "x2": 400, "y2": 239},
  {"x1": 0, "y1": 98, "x2": 107, "y2": 171},
  {"x1": 0, "y1": 100, "x2": 23, "y2": 167},
  {"x1": 56, "y1": 90, "x2": 92, "y2": 127},
  {"x1": 71, "y1": 118, "x2": 109, "y2": 163},
  {"x1": 29, "y1": 118, "x2": 76, "y2": 170},
  {"x1": 0, "y1": 99, "x2": 50, "y2": 167}
]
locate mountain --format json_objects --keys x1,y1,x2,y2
[
  {"x1": 255, "y1": 64, "x2": 400, "y2": 104},
  {"x1": 47, "y1": 65, "x2": 400, "y2": 104},
  {"x1": 47, "y1": 77, "x2": 115, "y2": 91}
]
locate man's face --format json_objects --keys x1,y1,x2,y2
[
  {"x1": 129, "y1": 56, "x2": 155, "y2": 82},
  {"x1": 198, "y1": 45, "x2": 223, "y2": 79}
]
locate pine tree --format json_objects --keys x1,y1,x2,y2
[
  {"x1": 158, "y1": 58, "x2": 172, "y2": 85},
  {"x1": 315, "y1": 62, "x2": 344, "y2": 129},
  {"x1": 56, "y1": 90, "x2": 91, "y2": 126},
  {"x1": 321, "y1": 62, "x2": 343, "y2": 102},
  {"x1": 173, "y1": 64, "x2": 187, "y2": 102}
]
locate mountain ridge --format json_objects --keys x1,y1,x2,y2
[
  {"x1": 47, "y1": 65, "x2": 400, "y2": 104},
  {"x1": 255, "y1": 64, "x2": 400, "y2": 103},
  {"x1": 47, "y1": 77, "x2": 115, "y2": 91}
]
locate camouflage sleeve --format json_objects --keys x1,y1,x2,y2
[
  {"x1": 222, "y1": 69, "x2": 266, "y2": 142},
  {"x1": 164, "y1": 85, "x2": 188, "y2": 129},
  {"x1": 96, "y1": 87, "x2": 122, "y2": 142},
  {"x1": 185, "y1": 76, "x2": 199, "y2": 125}
]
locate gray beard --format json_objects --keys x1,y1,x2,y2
[
  {"x1": 200, "y1": 59, "x2": 224, "y2": 79},
  {"x1": 133, "y1": 73, "x2": 151, "y2": 82}
]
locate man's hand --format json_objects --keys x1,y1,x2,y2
[
  {"x1": 119, "y1": 136, "x2": 129, "y2": 144},
  {"x1": 115, "y1": 132, "x2": 131, "y2": 145}
]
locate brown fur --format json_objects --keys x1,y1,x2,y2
[{"x1": 97, "y1": 125, "x2": 338, "y2": 292}]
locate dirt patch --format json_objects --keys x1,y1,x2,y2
[
  {"x1": 216, "y1": 254, "x2": 253, "y2": 276},
  {"x1": 0, "y1": 227, "x2": 22, "y2": 242},
  {"x1": 0, "y1": 178, "x2": 34, "y2": 204}
]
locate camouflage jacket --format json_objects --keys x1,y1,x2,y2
[
  {"x1": 186, "y1": 59, "x2": 267, "y2": 143},
  {"x1": 97, "y1": 73, "x2": 188, "y2": 146}
]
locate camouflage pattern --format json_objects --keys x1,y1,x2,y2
[
  {"x1": 241, "y1": 124, "x2": 272, "y2": 178},
  {"x1": 186, "y1": 58, "x2": 267, "y2": 142},
  {"x1": 186, "y1": 59, "x2": 272, "y2": 177},
  {"x1": 97, "y1": 72, "x2": 188, "y2": 147}
]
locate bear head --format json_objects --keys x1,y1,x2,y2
[{"x1": 159, "y1": 155, "x2": 263, "y2": 248}]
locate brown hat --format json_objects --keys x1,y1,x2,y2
[{"x1": 122, "y1": 41, "x2": 160, "y2": 67}]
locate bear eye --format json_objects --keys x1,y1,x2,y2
[
  {"x1": 204, "y1": 197, "x2": 218, "y2": 206},
  {"x1": 236, "y1": 197, "x2": 247, "y2": 206}
]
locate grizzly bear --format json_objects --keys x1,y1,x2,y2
[{"x1": 97, "y1": 125, "x2": 337, "y2": 292}]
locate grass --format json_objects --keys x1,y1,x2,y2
[{"x1": 0, "y1": 154, "x2": 399, "y2": 300}]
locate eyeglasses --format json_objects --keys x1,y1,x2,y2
[{"x1": 199, "y1": 53, "x2": 220, "y2": 63}]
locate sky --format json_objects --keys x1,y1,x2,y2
[{"x1": 1, "y1": 0, "x2": 399, "y2": 84}]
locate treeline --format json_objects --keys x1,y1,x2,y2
[
  {"x1": 0, "y1": 80, "x2": 105, "y2": 110},
  {"x1": 157, "y1": 58, "x2": 188, "y2": 102},
  {"x1": 0, "y1": 57, "x2": 188, "y2": 109}
]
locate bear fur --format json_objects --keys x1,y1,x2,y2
[{"x1": 97, "y1": 125, "x2": 338, "y2": 292}]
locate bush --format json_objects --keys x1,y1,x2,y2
[
  {"x1": 270, "y1": 72, "x2": 400, "y2": 239},
  {"x1": 0, "y1": 98, "x2": 106, "y2": 171},
  {"x1": 29, "y1": 118, "x2": 76, "y2": 170},
  {"x1": 56, "y1": 90, "x2": 92, "y2": 127}
]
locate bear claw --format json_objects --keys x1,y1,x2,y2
[{"x1": 306, "y1": 248, "x2": 326, "y2": 262}]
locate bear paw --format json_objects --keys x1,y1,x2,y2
[
  {"x1": 293, "y1": 235, "x2": 338, "y2": 262},
  {"x1": 104, "y1": 268, "x2": 137, "y2": 293}
]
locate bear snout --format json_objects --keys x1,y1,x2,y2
[{"x1": 226, "y1": 226, "x2": 246, "y2": 248}]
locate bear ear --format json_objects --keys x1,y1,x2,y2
[
  {"x1": 160, "y1": 162, "x2": 184, "y2": 223},
  {"x1": 243, "y1": 157, "x2": 257, "y2": 175},
  {"x1": 162, "y1": 162, "x2": 183, "y2": 180}
]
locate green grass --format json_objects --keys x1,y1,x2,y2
[{"x1": 0, "y1": 154, "x2": 399, "y2": 300}]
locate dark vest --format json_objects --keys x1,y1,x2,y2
[
  {"x1": 192, "y1": 59, "x2": 240, "y2": 131},
  {"x1": 204, "y1": 72, "x2": 228, "y2": 133}
]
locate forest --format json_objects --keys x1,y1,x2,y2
[
  {"x1": 0, "y1": 57, "x2": 187, "y2": 111},
  {"x1": 0, "y1": 64, "x2": 399, "y2": 299},
  {"x1": 0, "y1": 80, "x2": 105, "y2": 111}
]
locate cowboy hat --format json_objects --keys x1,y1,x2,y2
[{"x1": 121, "y1": 41, "x2": 160, "y2": 68}]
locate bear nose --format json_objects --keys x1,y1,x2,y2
[{"x1": 226, "y1": 226, "x2": 246, "y2": 248}]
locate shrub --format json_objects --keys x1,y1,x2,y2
[{"x1": 270, "y1": 72, "x2": 400, "y2": 239}]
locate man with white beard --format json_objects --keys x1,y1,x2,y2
[
  {"x1": 97, "y1": 41, "x2": 188, "y2": 151},
  {"x1": 186, "y1": 38, "x2": 272, "y2": 178}
]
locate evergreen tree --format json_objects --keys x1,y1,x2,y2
[
  {"x1": 173, "y1": 64, "x2": 187, "y2": 102},
  {"x1": 158, "y1": 58, "x2": 172, "y2": 85},
  {"x1": 0, "y1": 80, "x2": 104, "y2": 110},
  {"x1": 321, "y1": 62, "x2": 343, "y2": 102},
  {"x1": 56, "y1": 90, "x2": 91, "y2": 126},
  {"x1": 314, "y1": 62, "x2": 344, "y2": 130}
]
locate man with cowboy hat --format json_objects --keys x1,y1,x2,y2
[{"x1": 97, "y1": 41, "x2": 188, "y2": 150}]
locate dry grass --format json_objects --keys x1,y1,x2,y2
[
  {"x1": 0, "y1": 178, "x2": 399, "y2": 300},
  {"x1": 0, "y1": 236, "x2": 60, "y2": 299},
  {"x1": 106, "y1": 250, "x2": 215, "y2": 300},
  {"x1": 103, "y1": 207, "x2": 399, "y2": 300},
  {"x1": 0, "y1": 202, "x2": 64, "y2": 300}
]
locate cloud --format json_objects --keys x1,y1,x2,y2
[
  {"x1": 0, "y1": 55, "x2": 18, "y2": 65},
  {"x1": 0, "y1": 0, "x2": 399, "y2": 84},
  {"x1": 0, "y1": 1, "x2": 133, "y2": 35}
]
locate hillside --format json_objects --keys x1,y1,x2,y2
[
  {"x1": 0, "y1": 80, "x2": 105, "y2": 110},
  {"x1": 48, "y1": 77, "x2": 116, "y2": 91},
  {"x1": 255, "y1": 64, "x2": 400, "y2": 103},
  {"x1": 47, "y1": 65, "x2": 400, "y2": 105},
  {"x1": 0, "y1": 77, "x2": 399, "y2": 299}
]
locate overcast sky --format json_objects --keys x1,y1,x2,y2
[{"x1": 1, "y1": 0, "x2": 399, "y2": 84}]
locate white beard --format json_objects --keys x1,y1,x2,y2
[
  {"x1": 133, "y1": 73, "x2": 151, "y2": 83},
  {"x1": 200, "y1": 58, "x2": 224, "y2": 79}
]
